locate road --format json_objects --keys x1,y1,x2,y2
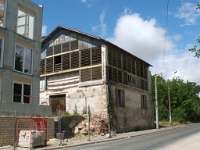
[{"x1": 61, "y1": 123, "x2": 200, "y2": 150}]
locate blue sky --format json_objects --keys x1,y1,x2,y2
[{"x1": 33, "y1": 0, "x2": 200, "y2": 83}]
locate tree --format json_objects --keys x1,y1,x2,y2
[
  {"x1": 189, "y1": 3, "x2": 200, "y2": 58},
  {"x1": 152, "y1": 75, "x2": 200, "y2": 123}
]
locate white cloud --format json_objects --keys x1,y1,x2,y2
[
  {"x1": 173, "y1": 34, "x2": 182, "y2": 41},
  {"x1": 42, "y1": 25, "x2": 47, "y2": 36},
  {"x1": 92, "y1": 9, "x2": 107, "y2": 37},
  {"x1": 150, "y1": 49, "x2": 200, "y2": 83},
  {"x1": 81, "y1": 0, "x2": 87, "y2": 3},
  {"x1": 106, "y1": 8, "x2": 200, "y2": 83},
  {"x1": 175, "y1": 2, "x2": 200, "y2": 26},
  {"x1": 106, "y1": 10, "x2": 174, "y2": 62}
]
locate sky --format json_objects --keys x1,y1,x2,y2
[{"x1": 32, "y1": 0, "x2": 200, "y2": 84}]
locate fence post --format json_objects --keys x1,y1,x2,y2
[
  {"x1": 87, "y1": 111, "x2": 90, "y2": 141},
  {"x1": 14, "y1": 110, "x2": 17, "y2": 150}
]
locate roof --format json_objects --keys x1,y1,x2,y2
[{"x1": 41, "y1": 25, "x2": 152, "y2": 67}]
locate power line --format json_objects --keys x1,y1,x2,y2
[{"x1": 161, "y1": 0, "x2": 170, "y2": 74}]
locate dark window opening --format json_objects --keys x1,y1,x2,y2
[
  {"x1": 116, "y1": 89, "x2": 125, "y2": 107},
  {"x1": 141, "y1": 95, "x2": 147, "y2": 110},
  {"x1": 54, "y1": 55, "x2": 61, "y2": 72}
]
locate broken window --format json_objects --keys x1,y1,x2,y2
[
  {"x1": 0, "y1": 0, "x2": 5, "y2": 27},
  {"x1": 15, "y1": 44, "x2": 32, "y2": 74},
  {"x1": 17, "y1": 6, "x2": 35, "y2": 39},
  {"x1": 141, "y1": 95, "x2": 147, "y2": 110},
  {"x1": 54, "y1": 55, "x2": 61, "y2": 72},
  {"x1": 116, "y1": 89, "x2": 125, "y2": 107},
  {"x1": 13, "y1": 82, "x2": 31, "y2": 104}
]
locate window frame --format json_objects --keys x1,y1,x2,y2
[
  {"x1": 116, "y1": 88, "x2": 125, "y2": 108},
  {"x1": 14, "y1": 43, "x2": 33, "y2": 75},
  {"x1": 13, "y1": 81, "x2": 32, "y2": 104},
  {"x1": 17, "y1": 6, "x2": 35, "y2": 39},
  {"x1": 141, "y1": 94, "x2": 148, "y2": 110}
]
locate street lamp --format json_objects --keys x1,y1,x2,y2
[
  {"x1": 168, "y1": 71, "x2": 177, "y2": 126},
  {"x1": 154, "y1": 73, "x2": 162, "y2": 129},
  {"x1": 155, "y1": 74, "x2": 159, "y2": 129}
]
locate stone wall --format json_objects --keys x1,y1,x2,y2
[
  {"x1": 109, "y1": 85, "x2": 154, "y2": 133},
  {"x1": 0, "y1": 116, "x2": 54, "y2": 147}
]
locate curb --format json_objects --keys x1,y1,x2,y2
[{"x1": 37, "y1": 124, "x2": 192, "y2": 150}]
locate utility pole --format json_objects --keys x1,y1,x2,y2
[
  {"x1": 167, "y1": 71, "x2": 177, "y2": 126},
  {"x1": 155, "y1": 75, "x2": 159, "y2": 129},
  {"x1": 168, "y1": 81, "x2": 172, "y2": 125}
]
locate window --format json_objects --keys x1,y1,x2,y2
[
  {"x1": 141, "y1": 95, "x2": 147, "y2": 110},
  {"x1": 13, "y1": 82, "x2": 31, "y2": 103},
  {"x1": 14, "y1": 44, "x2": 32, "y2": 74},
  {"x1": 40, "y1": 77, "x2": 46, "y2": 90},
  {"x1": 17, "y1": 7, "x2": 34, "y2": 39},
  {"x1": 0, "y1": 0, "x2": 5, "y2": 27},
  {"x1": 116, "y1": 89, "x2": 125, "y2": 107}
]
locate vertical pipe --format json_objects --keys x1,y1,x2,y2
[
  {"x1": 168, "y1": 81, "x2": 172, "y2": 125},
  {"x1": 87, "y1": 110, "x2": 90, "y2": 141},
  {"x1": 14, "y1": 110, "x2": 17, "y2": 150},
  {"x1": 155, "y1": 75, "x2": 159, "y2": 129}
]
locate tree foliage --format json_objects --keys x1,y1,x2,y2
[
  {"x1": 152, "y1": 75, "x2": 200, "y2": 123},
  {"x1": 189, "y1": 3, "x2": 200, "y2": 58}
]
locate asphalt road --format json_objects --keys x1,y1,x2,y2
[{"x1": 61, "y1": 123, "x2": 200, "y2": 150}]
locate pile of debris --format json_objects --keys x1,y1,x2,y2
[{"x1": 68, "y1": 115, "x2": 109, "y2": 136}]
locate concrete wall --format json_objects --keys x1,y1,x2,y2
[
  {"x1": 0, "y1": 0, "x2": 51, "y2": 116},
  {"x1": 0, "y1": 116, "x2": 54, "y2": 147},
  {"x1": 109, "y1": 84, "x2": 154, "y2": 132}
]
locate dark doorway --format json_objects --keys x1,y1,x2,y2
[{"x1": 50, "y1": 94, "x2": 66, "y2": 116}]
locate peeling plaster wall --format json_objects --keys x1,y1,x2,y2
[
  {"x1": 66, "y1": 84, "x2": 108, "y2": 116},
  {"x1": 109, "y1": 85, "x2": 153, "y2": 132}
]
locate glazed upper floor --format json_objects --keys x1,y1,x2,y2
[{"x1": 0, "y1": 0, "x2": 42, "y2": 41}]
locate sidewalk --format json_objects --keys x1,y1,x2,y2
[{"x1": 2, "y1": 124, "x2": 189, "y2": 150}]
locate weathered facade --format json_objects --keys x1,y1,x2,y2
[
  {"x1": 0, "y1": 0, "x2": 51, "y2": 116},
  {"x1": 40, "y1": 26, "x2": 154, "y2": 132}
]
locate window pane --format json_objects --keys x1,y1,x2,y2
[
  {"x1": 15, "y1": 45, "x2": 24, "y2": 72},
  {"x1": 29, "y1": 15, "x2": 34, "y2": 39},
  {"x1": 24, "y1": 84, "x2": 31, "y2": 103},
  {"x1": 0, "y1": 0, "x2": 4, "y2": 27},
  {"x1": 17, "y1": 8, "x2": 34, "y2": 39},
  {"x1": 13, "y1": 83, "x2": 22, "y2": 103},
  {"x1": 24, "y1": 48, "x2": 32, "y2": 74},
  {"x1": 17, "y1": 10, "x2": 26, "y2": 35}
]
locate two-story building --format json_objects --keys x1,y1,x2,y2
[{"x1": 40, "y1": 26, "x2": 154, "y2": 132}]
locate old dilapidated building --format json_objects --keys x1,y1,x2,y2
[{"x1": 40, "y1": 26, "x2": 154, "y2": 132}]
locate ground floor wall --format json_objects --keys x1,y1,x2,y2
[
  {"x1": 108, "y1": 84, "x2": 154, "y2": 132},
  {"x1": 0, "y1": 116, "x2": 54, "y2": 147},
  {"x1": 40, "y1": 83, "x2": 108, "y2": 117},
  {"x1": 0, "y1": 101, "x2": 52, "y2": 116}
]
